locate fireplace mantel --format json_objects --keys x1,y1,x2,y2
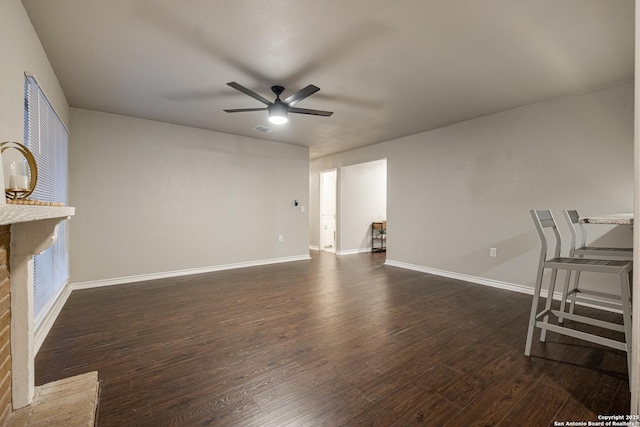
[
  {"x1": 0, "y1": 205, "x2": 75, "y2": 410},
  {"x1": 0, "y1": 205, "x2": 75, "y2": 226}
]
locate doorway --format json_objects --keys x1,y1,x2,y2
[
  {"x1": 320, "y1": 169, "x2": 337, "y2": 252},
  {"x1": 339, "y1": 159, "x2": 387, "y2": 254}
]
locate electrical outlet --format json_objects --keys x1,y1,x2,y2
[
  {"x1": 490, "y1": 247, "x2": 497, "y2": 257},
  {"x1": 301, "y1": 206, "x2": 305, "y2": 213},
  {"x1": 278, "y1": 235, "x2": 283, "y2": 242}
]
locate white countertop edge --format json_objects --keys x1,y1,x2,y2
[{"x1": 580, "y1": 213, "x2": 633, "y2": 225}]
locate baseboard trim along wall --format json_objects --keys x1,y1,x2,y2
[
  {"x1": 71, "y1": 254, "x2": 312, "y2": 290},
  {"x1": 384, "y1": 259, "x2": 622, "y2": 313},
  {"x1": 385, "y1": 259, "x2": 530, "y2": 294},
  {"x1": 336, "y1": 248, "x2": 371, "y2": 256},
  {"x1": 309, "y1": 246, "x2": 374, "y2": 255},
  {"x1": 35, "y1": 282, "x2": 72, "y2": 355}
]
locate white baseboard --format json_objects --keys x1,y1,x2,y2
[
  {"x1": 35, "y1": 282, "x2": 72, "y2": 355},
  {"x1": 336, "y1": 248, "x2": 371, "y2": 256},
  {"x1": 310, "y1": 246, "x2": 374, "y2": 255},
  {"x1": 384, "y1": 259, "x2": 622, "y2": 313},
  {"x1": 384, "y1": 259, "x2": 531, "y2": 294},
  {"x1": 71, "y1": 254, "x2": 312, "y2": 290}
]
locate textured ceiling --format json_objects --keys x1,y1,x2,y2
[{"x1": 22, "y1": 0, "x2": 634, "y2": 159}]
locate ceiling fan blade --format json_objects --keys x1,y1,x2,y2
[
  {"x1": 283, "y1": 85, "x2": 320, "y2": 106},
  {"x1": 289, "y1": 107, "x2": 334, "y2": 117},
  {"x1": 227, "y1": 82, "x2": 272, "y2": 105},
  {"x1": 224, "y1": 108, "x2": 268, "y2": 113}
]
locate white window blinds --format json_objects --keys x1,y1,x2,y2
[{"x1": 24, "y1": 75, "x2": 69, "y2": 327}]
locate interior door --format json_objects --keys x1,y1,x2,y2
[{"x1": 320, "y1": 169, "x2": 337, "y2": 252}]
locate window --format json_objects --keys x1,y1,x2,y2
[{"x1": 24, "y1": 75, "x2": 69, "y2": 327}]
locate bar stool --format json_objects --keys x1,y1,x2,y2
[
  {"x1": 525, "y1": 210, "x2": 632, "y2": 376},
  {"x1": 558, "y1": 210, "x2": 633, "y2": 321}
]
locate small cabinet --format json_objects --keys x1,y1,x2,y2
[{"x1": 371, "y1": 221, "x2": 386, "y2": 252}]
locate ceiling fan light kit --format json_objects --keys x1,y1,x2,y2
[
  {"x1": 268, "y1": 99, "x2": 289, "y2": 124},
  {"x1": 224, "y1": 82, "x2": 333, "y2": 125}
]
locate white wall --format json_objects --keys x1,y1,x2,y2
[
  {"x1": 311, "y1": 81, "x2": 634, "y2": 294},
  {"x1": 0, "y1": 0, "x2": 69, "y2": 145},
  {"x1": 339, "y1": 159, "x2": 387, "y2": 253},
  {"x1": 69, "y1": 108, "x2": 309, "y2": 285}
]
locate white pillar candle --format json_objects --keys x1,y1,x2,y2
[{"x1": 9, "y1": 175, "x2": 29, "y2": 190}]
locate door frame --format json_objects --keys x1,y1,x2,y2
[{"x1": 319, "y1": 168, "x2": 338, "y2": 252}]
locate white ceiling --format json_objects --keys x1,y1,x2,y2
[{"x1": 21, "y1": 0, "x2": 634, "y2": 159}]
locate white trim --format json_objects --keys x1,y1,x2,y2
[
  {"x1": 336, "y1": 248, "x2": 371, "y2": 256},
  {"x1": 71, "y1": 254, "x2": 312, "y2": 290},
  {"x1": 384, "y1": 259, "x2": 622, "y2": 313},
  {"x1": 309, "y1": 245, "x2": 320, "y2": 251},
  {"x1": 385, "y1": 259, "x2": 529, "y2": 293},
  {"x1": 34, "y1": 282, "x2": 71, "y2": 355}
]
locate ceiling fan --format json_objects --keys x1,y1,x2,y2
[{"x1": 223, "y1": 82, "x2": 334, "y2": 124}]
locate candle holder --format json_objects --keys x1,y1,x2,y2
[{"x1": 0, "y1": 142, "x2": 38, "y2": 201}]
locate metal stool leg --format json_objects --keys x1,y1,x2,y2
[
  {"x1": 540, "y1": 267, "x2": 559, "y2": 342},
  {"x1": 569, "y1": 270, "x2": 581, "y2": 315},
  {"x1": 619, "y1": 269, "x2": 633, "y2": 380},
  {"x1": 525, "y1": 262, "x2": 545, "y2": 356},
  {"x1": 558, "y1": 270, "x2": 572, "y2": 323}
]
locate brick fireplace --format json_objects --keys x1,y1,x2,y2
[{"x1": 0, "y1": 225, "x2": 11, "y2": 424}]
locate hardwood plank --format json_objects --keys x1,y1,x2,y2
[
  {"x1": 33, "y1": 251, "x2": 629, "y2": 426},
  {"x1": 437, "y1": 372, "x2": 493, "y2": 409},
  {"x1": 389, "y1": 393, "x2": 461, "y2": 427},
  {"x1": 340, "y1": 383, "x2": 449, "y2": 426},
  {"x1": 355, "y1": 356, "x2": 443, "y2": 404},
  {"x1": 498, "y1": 378, "x2": 571, "y2": 426},
  {"x1": 443, "y1": 385, "x2": 514, "y2": 427}
]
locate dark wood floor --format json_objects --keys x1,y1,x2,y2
[{"x1": 35, "y1": 251, "x2": 630, "y2": 426}]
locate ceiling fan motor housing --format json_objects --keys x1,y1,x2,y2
[{"x1": 268, "y1": 101, "x2": 289, "y2": 120}]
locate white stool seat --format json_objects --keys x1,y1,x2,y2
[{"x1": 575, "y1": 246, "x2": 633, "y2": 259}]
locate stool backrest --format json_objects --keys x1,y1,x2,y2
[
  {"x1": 562, "y1": 210, "x2": 586, "y2": 256},
  {"x1": 530, "y1": 209, "x2": 563, "y2": 261}
]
